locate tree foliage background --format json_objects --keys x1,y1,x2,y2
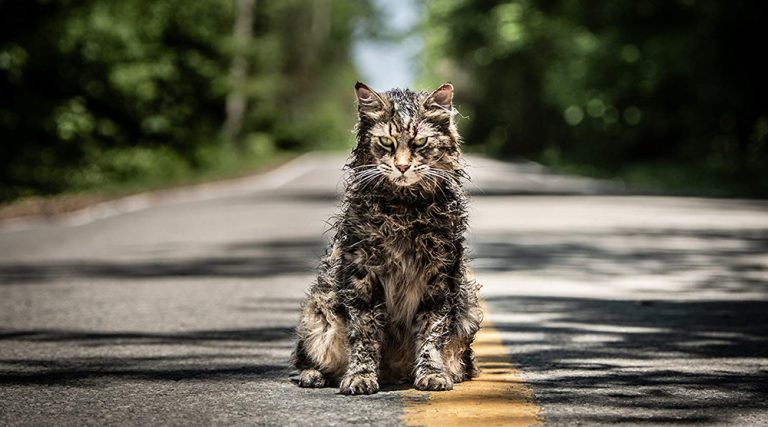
[
  {"x1": 0, "y1": 0, "x2": 376, "y2": 201},
  {"x1": 2, "y1": 0, "x2": 767, "y2": 202},
  {"x1": 420, "y1": 0, "x2": 768, "y2": 196}
]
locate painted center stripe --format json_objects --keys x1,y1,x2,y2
[{"x1": 400, "y1": 303, "x2": 542, "y2": 426}]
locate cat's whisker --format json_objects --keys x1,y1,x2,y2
[
  {"x1": 359, "y1": 175, "x2": 379, "y2": 187},
  {"x1": 422, "y1": 170, "x2": 450, "y2": 182},
  {"x1": 354, "y1": 169, "x2": 378, "y2": 178},
  {"x1": 426, "y1": 169, "x2": 466, "y2": 188},
  {"x1": 419, "y1": 174, "x2": 441, "y2": 192},
  {"x1": 356, "y1": 169, "x2": 378, "y2": 178},
  {"x1": 355, "y1": 177, "x2": 376, "y2": 187},
  {"x1": 416, "y1": 172, "x2": 444, "y2": 198},
  {"x1": 425, "y1": 174, "x2": 449, "y2": 199},
  {"x1": 431, "y1": 168, "x2": 480, "y2": 193},
  {"x1": 357, "y1": 169, "x2": 384, "y2": 191},
  {"x1": 350, "y1": 163, "x2": 378, "y2": 170},
  {"x1": 357, "y1": 176, "x2": 377, "y2": 188},
  {"x1": 420, "y1": 174, "x2": 436, "y2": 192},
  {"x1": 357, "y1": 167, "x2": 382, "y2": 176},
  {"x1": 360, "y1": 178, "x2": 382, "y2": 192}
]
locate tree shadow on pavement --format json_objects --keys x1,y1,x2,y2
[
  {"x1": 482, "y1": 295, "x2": 768, "y2": 424},
  {"x1": 467, "y1": 225, "x2": 768, "y2": 423},
  {"x1": 471, "y1": 227, "x2": 768, "y2": 295},
  {"x1": 0, "y1": 238, "x2": 327, "y2": 284},
  {"x1": 0, "y1": 235, "x2": 316, "y2": 388},
  {"x1": 0, "y1": 325, "x2": 297, "y2": 386}
]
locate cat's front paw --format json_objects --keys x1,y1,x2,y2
[
  {"x1": 414, "y1": 371, "x2": 454, "y2": 391},
  {"x1": 339, "y1": 373, "x2": 379, "y2": 395},
  {"x1": 298, "y1": 369, "x2": 327, "y2": 388}
]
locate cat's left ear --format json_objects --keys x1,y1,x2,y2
[
  {"x1": 425, "y1": 83, "x2": 453, "y2": 111},
  {"x1": 355, "y1": 82, "x2": 386, "y2": 116}
]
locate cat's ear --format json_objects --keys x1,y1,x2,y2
[
  {"x1": 355, "y1": 82, "x2": 385, "y2": 116},
  {"x1": 425, "y1": 83, "x2": 453, "y2": 111}
]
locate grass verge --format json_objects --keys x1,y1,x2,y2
[{"x1": 0, "y1": 150, "x2": 299, "y2": 221}]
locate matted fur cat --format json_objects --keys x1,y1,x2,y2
[{"x1": 292, "y1": 82, "x2": 482, "y2": 395}]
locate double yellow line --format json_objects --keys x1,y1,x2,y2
[{"x1": 401, "y1": 304, "x2": 542, "y2": 426}]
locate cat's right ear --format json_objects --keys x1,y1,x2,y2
[
  {"x1": 355, "y1": 82, "x2": 385, "y2": 117},
  {"x1": 425, "y1": 83, "x2": 453, "y2": 112}
]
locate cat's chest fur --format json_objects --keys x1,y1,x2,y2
[
  {"x1": 380, "y1": 234, "x2": 431, "y2": 326},
  {"x1": 355, "y1": 201, "x2": 454, "y2": 326}
]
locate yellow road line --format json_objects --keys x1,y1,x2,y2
[{"x1": 401, "y1": 303, "x2": 542, "y2": 427}]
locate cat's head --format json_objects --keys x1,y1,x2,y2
[{"x1": 352, "y1": 82, "x2": 462, "y2": 189}]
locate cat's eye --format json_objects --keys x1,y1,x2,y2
[
  {"x1": 378, "y1": 137, "x2": 394, "y2": 148},
  {"x1": 413, "y1": 137, "x2": 428, "y2": 147}
]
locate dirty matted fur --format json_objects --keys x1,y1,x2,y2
[{"x1": 292, "y1": 82, "x2": 482, "y2": 395}]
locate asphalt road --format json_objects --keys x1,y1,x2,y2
[{"x1": 1, "y1": 153, "x2": 767, "y2": 426}]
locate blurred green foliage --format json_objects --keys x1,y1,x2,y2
[
  {"x1": 421, "y1": 0, "x2": 768, "y2": 196},
  {"x1": 0, "y1": 0, "x2": 375, "y2": 201}
]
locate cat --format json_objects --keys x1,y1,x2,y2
[{"x1": 292, "y1": 82, "x2": 482, "y2": 395}]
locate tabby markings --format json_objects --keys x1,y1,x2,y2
[{"x1": 400, "y1": 302, "x2": 542, "y2": 427}]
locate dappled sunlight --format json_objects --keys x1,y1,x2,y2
[
  {"x1": 484, "y1": 295, "x2": 768, "y2": 424},
  {"x1": 473, "y1": 225, "x2": 768, "y2": 299}
]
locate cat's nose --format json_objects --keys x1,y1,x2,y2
[{"x1": 395, "y1": 164, "x2": 410, "y2": 173}]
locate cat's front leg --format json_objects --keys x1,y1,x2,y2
[
  {"x1": 339, "y1": 304, "x2": 384, "y2": 395},
  {"x1": 338, "y1": 264, "x2": 385, "y2": 395},
  {"x1": 414, "y1": 297, "x2": 454, "y2": 391}
]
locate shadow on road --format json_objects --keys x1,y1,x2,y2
[
  {"x1": 0, "y1": 239, "x2": 327, "y2": 284},
  {"x1": 2, "y1": 206, "x2": 767, "y2": 424},
  {"x1": 2, "y1": 228, "x2": 765, "y2": 296},
  {"x1": 0, "y1": 324, "x2": 297, "y2": 386},
  {"x1": 472, "y1": 227, "x2": 768, "y2": 295},
  {"x1": 485, "y1": 295, "x2": 768, "y2": 424}
]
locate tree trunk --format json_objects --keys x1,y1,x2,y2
[{"x1": 223, "y1": 0, "x2": 256, "y2": 148}]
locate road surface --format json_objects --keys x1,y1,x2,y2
[{"x1": 1, "y1": 153, "x2": 767, "y2": 425}]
